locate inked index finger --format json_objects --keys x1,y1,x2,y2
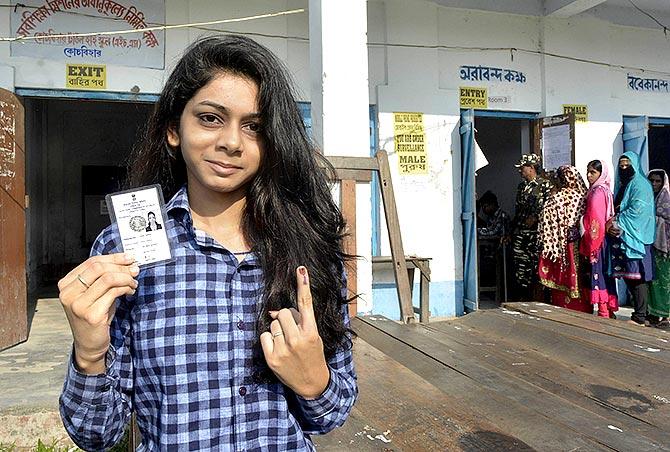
[{"x1": 296, "y1": 266, "x2": 316, "y2": 330}]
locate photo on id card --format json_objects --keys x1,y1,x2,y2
[{"x1": 105, "y1": 184, "x2": 173, "y2": 268}]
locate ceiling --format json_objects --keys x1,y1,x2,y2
[{"x1": 428, "y1": 0, "x2": 670, "y2": 29}]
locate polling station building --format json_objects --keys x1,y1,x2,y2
[{"x1": 1, "y1": 0, "x2": 670, "y2": 349}]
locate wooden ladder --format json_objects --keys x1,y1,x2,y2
[{"x1": 327, "y1": 150, "x2": 415, "y2": 324}]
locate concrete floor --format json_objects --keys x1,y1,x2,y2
[{"x1": 0, "y1": 298, "x2": 76, "y2": 447}]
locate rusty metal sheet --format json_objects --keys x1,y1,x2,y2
[
  {"x1": 0, "y1": 93, "x2": 25, "y2": 207},
  {"x1": 0, "y1": 89, "x2": 26, "y2": 350}
]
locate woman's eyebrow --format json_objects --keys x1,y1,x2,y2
[{"x1": 197, "y1": 100, "x2": 261, "y2": 119}]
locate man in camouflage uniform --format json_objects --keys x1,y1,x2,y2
[{"x1": 511, "y1": 154, "x2": 552, "y2": 300}]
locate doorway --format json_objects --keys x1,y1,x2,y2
[
  {"x1": 649, "y1": 118, "x2": 670, "y2": 175},
  {"x1": 461, "y1": 110, "x2": 538, "y2": 312},
  {"x1": 24, "y1": 96, "x2": 153, "y2": 297},
  {"x1": 475, "y1": 116, "x2": 534, "y2": 307}
]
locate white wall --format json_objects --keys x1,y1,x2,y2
[
  {"x1": 368, "y1": 1, "x2": 544, "y2": 318},
  {"x1": 5, "y1": 0, "x2": 670, "y2": 318},
  {"x1": 367, "y1": 0, "x2": 670, "y2": 318}
]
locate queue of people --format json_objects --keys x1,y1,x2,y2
[{"x1": 478, "y1": 152, "x2": 670, "y2": 329}]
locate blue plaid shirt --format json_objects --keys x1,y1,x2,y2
[{"x1": 60, "y1": 186, "x2": 357, "y2": 451}]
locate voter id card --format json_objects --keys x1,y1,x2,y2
[{"x1": 105, "y1": 185, "x2": 173, "y2": 267}]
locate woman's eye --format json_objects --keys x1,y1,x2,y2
[
  {"x1": 200, "y1": 114, "x2": 220, "y2": 124},
  {"x1": 246, "y1": 122, "x2": 262, "y2": 133}
]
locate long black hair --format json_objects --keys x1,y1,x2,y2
[{"x1": 127, "y1": 34, "x2": 353, "y2": 368}]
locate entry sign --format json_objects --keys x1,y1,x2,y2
[
  {"x1": 460, "y1": 86, "x2": 488, "y2": 109},
  {"x1": 66, "y1": 64, "x2": 106, "y2": 90},
  {"x1": 562, "y1": 104, "x2": 588, "y2": 123}
]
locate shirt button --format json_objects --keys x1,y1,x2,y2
[
  {"x1": 239, "y1": 386, "x2": 247, "y2": 396},
  {"x1": 237, "y1": 320, "x2": 245, "y2": 330}
]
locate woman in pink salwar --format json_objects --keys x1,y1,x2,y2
[{"x1": 580, "y1": 160, "x2": 618, "y2": 318}]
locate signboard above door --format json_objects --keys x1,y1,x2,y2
[{"x1": 9, "y1": 0, "x2": 165, "y2": 69}]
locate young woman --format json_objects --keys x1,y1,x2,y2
[
  {"x1": 58, "y1": 35, "x2": 357, "y2": 450},
  {"x1": 579, "y1": 160, "x2": 618, "y2": 318},
  {"x1": 538, "y1": 165, "x2": 591, "y2": 312},
  {"x1": 608, "y1": 152, "x2": 655, "y2": 326},
  {"x1": 647, "y1": 169, "x2": 670, "y2": 328}
]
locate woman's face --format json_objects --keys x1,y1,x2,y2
[
  {"x1": 519, "y1": 165, "x2": 536, "y2": 181},
  {"x1": 649, "y1": 173, "x2": 664, "y2": 194},
  {"x1": 586, "y1": 166, "x2": 601, "y2": 186},
  {"x1": 618, "y1": 157, "x2": 632, "y2": 171},
  {"x1": 167, "y1": 72, "x2": 264, "y2": 199}
]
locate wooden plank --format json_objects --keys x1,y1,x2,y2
[
  {"x1": 531, "y1": 119, "x2": 542, "y2": 158},
  {"x1": 375, "y1": 151, "x2": 414, "y2": 323},
  {"x1": 317, "y1": 339, "x2": 531, "y2": 451},
  {"x1": 425, "y1": 320, "x2": 670, "y2": 439},
  {"x1": 313, "y1": 405, "x2": 389, "y2": 451},
  {"x1": 357, "y1": 316, "x2": 667, "y2": 451},
  {"x1": 340, "y1": 179, "x2": 357, "y2": 318},
  {"x1": 373, "y1": 256, "x2": 418, "y2": 267},
  {"x1": 353, "y1": 318, "x2": 612, "y2": 451},
  {"x1": 506, "y1": 301, "x2": 670, "y2": 342},
  {"x1": 334, "y1": 169, "x2": 373, "y2": 182},
  {"x1": 500, "y1": 303, "x2": 670, "y2": 365},
  {"x1": 457, "y1": 310, "x2": 670, "y2": 396},
  {"x1": 409, "y1": 258, "x2": 431, "y2": 278},
  {"x1": 326, "y1": 156, "x2": 378, "y2": 171},
  {"x1": 419, "y1": 270, "x2": 429, "y2": 323}
]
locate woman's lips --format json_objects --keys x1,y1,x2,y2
[{"x1": 206, "y1": 160, "x2": 242, "y2": 176}]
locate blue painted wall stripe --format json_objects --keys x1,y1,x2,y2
[
  {"x1": 371, "y1": 280, "x2": 464, "y2": 319},
  {"x1": 16, "y1": 88, "x2": 159, "y2": 103}
]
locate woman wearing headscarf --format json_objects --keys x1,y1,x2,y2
[
  {"x1": 538, "y1": 165, "x2": 590, "y2": 312},
  {"x1": 608, "y1": 152, "x2": 655, "y2": 326},
  {"x1": 647, "y1": 169, "x2": 670, "y2": 328},
  {"x1": 579, "y1": 160, "x2": 618, "y2": 318}
]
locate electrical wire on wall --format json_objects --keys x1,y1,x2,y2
[
  {"x1": 627, "y1": 0, "x2": 669, "y2": 35},
  {"x1": 0, "y1": 8, "x2": 305, "y2": 42}
]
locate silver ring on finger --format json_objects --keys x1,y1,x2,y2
[
  {"x1": 272, "y1": 331, "x2": 284, "y2": 338},
  {"x1": 77, "y1": 274, "x2": 91, "y2": 289}
]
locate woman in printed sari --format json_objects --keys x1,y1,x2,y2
[
  {"x1": 607, "y1": 152, "x2": 655, "y2": 326},
  {"x1": 538, "y1": 165, "x2": 591, "y2": 312},
  {"x1": 647, "y1": 169, "x2": 670, "y2": 329},
  {"x1": 580, "y1": 160, "x2": 618, "y2": 318}
]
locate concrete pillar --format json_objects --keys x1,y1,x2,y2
[{"x1": 309, "y1": 0, "x2": 373, "y2": 313}]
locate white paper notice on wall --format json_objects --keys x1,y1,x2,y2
[
  {"x1": 474, "y1": 138, "x2": 489, "y2": 172},
  {"x1": 541, "y1": 124, "x2": 572, "y2": 170}
]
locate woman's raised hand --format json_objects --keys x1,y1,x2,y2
[
  {"x1": 260, "y1": 266, "x2": 330, "y2": 399},
  {"x1": 58, "y1": 253, "x2": 139, "y2": 374}
]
